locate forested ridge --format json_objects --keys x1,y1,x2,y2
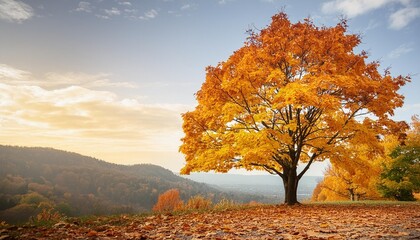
[{"x1": 0, "y1": 145, "x2": 266, "y2": 223}]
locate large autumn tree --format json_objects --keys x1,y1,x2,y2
[{"x1": 180, "y1": 12, "x2": 409, "y2": 205}]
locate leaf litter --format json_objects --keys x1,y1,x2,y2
[{"x1": 2, "y1": 204, "x2": 419, "y2": 239}]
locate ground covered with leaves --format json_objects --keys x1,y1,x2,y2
[{"x1": 2, "y1": 203, "x2": 419, "y2": 239}]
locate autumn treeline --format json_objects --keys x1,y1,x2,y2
[{"x1": 312, "y1": 116, "x2": 420, "y2": 202}]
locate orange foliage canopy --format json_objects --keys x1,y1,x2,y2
[{"x1": 180, "y1": 12, "x2": 409, "y2": 204}]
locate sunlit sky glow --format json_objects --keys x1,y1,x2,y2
[{"x1": 1, "y1": 0, "x2": 419, "y2": 175}]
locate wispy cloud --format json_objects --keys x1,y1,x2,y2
[
  {"x1": 180, "y1": 4, "x2": 191, "y2": 10},
  {"x1": 95, "y1": 14, "x2": 110, "y2": 19},
  {"x1": 0, "y1": 64, "x2": 136, "y2": 90},
  {"x1": 72, "y1": 1, "x2": 160, "y2": 21},
  {"x1": 75, "y1": 1, "x2": 92, "y2": 13},
  {"x1": 44, "y1": 72, "x2": 137, "y2": 89},
  {"x1": 0, "y1": 64, "x2": 189, "y2": 166},
  {"x1": 364, "y1": 19, "x2": 381, "y2": 31},
  {"x1": 0, "y1": 82, "x2": 186, "y2": 150},
  {"x1": 140, "y1": 9, "x2": 158, "y2": 20},
  {"x1": 387, "y1": 43, "x2": 414, "y2": 58},
  {"x1": 104, "y1": 7, "x2": 121, "y2": 16},
  {"x1": 118, "y1": 1, "x2": 131, "y2": 6},
  {"x1": 218, "y1": 0, "x2": 235, "y2": 5},
  {"x1": 0, "y1": 64, "x2": 31, "y2": 80},
  {"x1": 124, "y1": 8, "x2": 137, "y2": 13},
  {"x1": 389, "y1": 6, "x2": 420, "y2": 29},
  {"x1": 0, "y1": 0, "x2": 34, "y2": 23}
]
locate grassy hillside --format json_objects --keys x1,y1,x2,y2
[{"x1": 0, "y1": 145, "x2": 270, "y2": 223}]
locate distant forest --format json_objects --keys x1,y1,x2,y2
[{"x1": 0, "y1": 145, "x2": 270, "y2": 223}]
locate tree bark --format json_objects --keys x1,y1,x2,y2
[
  {"x1": 282, "y1": 167, "x2": 299, "y2": 205},
  {"x1": 348, "y1": 188, "x2": 355, "y2": 201}
]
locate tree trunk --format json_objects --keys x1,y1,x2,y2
[
  {"x1": 282, "y1": 167, "x2": 299, "y2": 205},
  {"x1": 349, "y1": 188, "x2": 355, "y2": 201}
]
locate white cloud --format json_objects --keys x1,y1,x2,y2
[
  {"x1": 218, "y1": 0, "x2": 235, "y2": 4},
  {"x1": 44, "y1": 72, "x2": 137, "y2": 89},
  {"x1": 0, "y1": 64, "x2": 190, "y2": 165},
  {"x1": 124, "y1": 8, "x2": 137, "y2": 13},
  {"x1": 145, "y1": 9, "x2": 158, "y2": 18},
  {"x1": 0, "y1": 64, "x2": 31, "y2": 80},
  {"x1": 0, "y1": 0, "x2": 34, "y2": 23},
  {"x1": 0, "y1": 63, "x2": 136, "y2": 89},
  {"x1": 72, "y1": 1, "x2": 157, "y2": 22},
  {"x1": 387, "y1": 43, "x2": 414, "y2": 58},
  {"x1": 180, "y1": 4, "x2": 191, "y2": 10},
  {"x1": 0, "y1": 82, "x2": 186, "y2": 150},
  {"x1": 389, "y1": 6, "x2": 420, "y2": 29},
  {"x1": 322, "y1": 0, "x2": 394, "y2": 17},
  {"x1": 105, "y1": 7, "x2": 121, "y2": 16},
  {"x1": 75, "y1": 1, "x2": 92, "y2": 13},
  {"x1": 322, "y1": 0, "x2": 420, "y2": 29},
  {"x1": 118, "y1": 1, "x2": 131, "y2": 6},
  {"x1": 364, "y1": 19, "x2": 381, "y2": 31},
  {"x1": 140, "y1": 9, "x2": 158, "y2": 20},
  {"x1": 96, "y1": 14, "x2": 110, "y2": 19}
]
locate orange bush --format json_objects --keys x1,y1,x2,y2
[
  {"x1": 152, "y1": 189, "x2": 184, "y2": 212},
  {"x1": 184, "y1": 195, "x2": 212, "y2": 210},
  {"x1": 33, "y1": 208, "x2": 62, "y2": 223}
]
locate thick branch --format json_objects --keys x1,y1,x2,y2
[
  {"x1": 251, "y1": 163, "x2": 284, "y2": 179},
  {"x1": 297, "y1": 153, "x2": 318, "y2": 180}
]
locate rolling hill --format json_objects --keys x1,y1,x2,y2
[{"x1": 0, "y1": 145, "x2": 270, "y2": 223}]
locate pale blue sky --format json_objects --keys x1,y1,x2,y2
[{"x1": 0, "y1": 0, "x2": 419, "y2": 175}]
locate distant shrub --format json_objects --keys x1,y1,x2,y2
[
  {"x1": 0, "y1": 175, "x2": 27, "y2": 195},
  {"x1": 153, "y1": 189, "x2": 184, "y2": 212},
  {"x1": 37, "y1": 201, "x2": 54, "y2": 210},
  {"x1": 0, "y1": 194, "x2": 19, "y2": 211},
  {"x1": 214, "y1": 198, "x2": 237, "y2": 210},
  {"x1": 0, "y1": 203, "x2": 37, "y2": 224},
  {"x1": 184, "y1": 195, "x2": 212, "y2": 210},
  {"x1": 55, "y1": 203, "x2": 73, "y2": 216},
  {"x1": 19, "y1": 192, "x2": 49, "y2": 205},
  {"x1": 28, "y1": 183, "x2": 53, "y2": 196},
  {"x1": 30, "y1": 208, "x2": 63, "y2": 225}
]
